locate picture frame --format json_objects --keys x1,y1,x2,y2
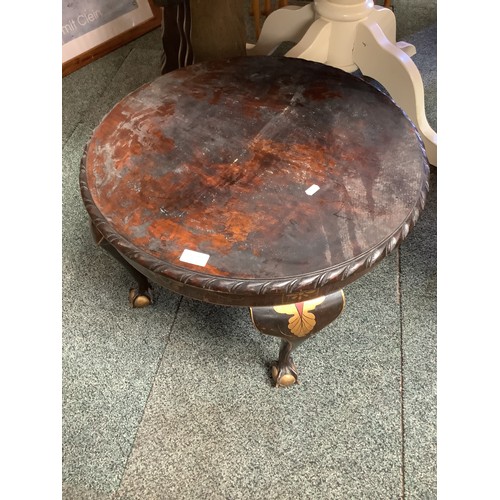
[{"x1": 62, "y1": 0, "x2": 162, "y2": 76}]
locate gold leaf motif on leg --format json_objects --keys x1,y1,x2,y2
[{"x1": 273, "y1": 296, "x2": 325, "y2": 337}]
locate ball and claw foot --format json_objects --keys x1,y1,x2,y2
[
  {"x1": 128, "y1": 287, "x2": 153, "y2": 308},
  {"x1": 271, "y1": 359, "x2": 299, "y2": 388},
  {"x1": 251, "y1": 290, "x2": 345, "y2": 387}
]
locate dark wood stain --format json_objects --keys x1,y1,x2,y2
[{"x1": 80, "y1": 56, "x2": 429, "y2": 306}]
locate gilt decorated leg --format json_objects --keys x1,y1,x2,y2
[
  {"x1": 89, "y1": 222, "x2": 153, "y2": 308},
  {"x1": 250, "y1": 290, "x2": 345, "y2": 387}
]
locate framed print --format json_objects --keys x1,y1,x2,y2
[{"x1": 62, "y1": 0, "x2": 162, "y2": 76}]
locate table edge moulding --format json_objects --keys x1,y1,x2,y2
[{"x1": 79, "y1": 55, "x2": 430, "y2": 387}]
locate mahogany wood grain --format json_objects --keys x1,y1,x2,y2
[{"x1": 80, "y1": 56, "x2": 429, "y2": 307}]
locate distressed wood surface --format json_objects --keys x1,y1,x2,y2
[{"x1": 80, "y1": 56, "x2": 429, "y2": 306}]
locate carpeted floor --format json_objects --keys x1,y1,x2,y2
[{"x1": 62, "y1": 1, "x2": 437, "y2": 498}]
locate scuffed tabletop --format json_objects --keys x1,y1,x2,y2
[{"x1": 80, "y1": 56, "x2": 428, "y2": 306}]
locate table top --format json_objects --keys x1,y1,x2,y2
[{"x1": 80, "y1": 56, "x2": 429, "y2": 306}]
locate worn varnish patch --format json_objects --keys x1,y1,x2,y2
[{"x1": 82, "y1": 56, "x2": 428, "y2": 286}]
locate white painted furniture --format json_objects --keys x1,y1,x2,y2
[{"x1": 247, "y1": 0, "x2": 437, "y2": 166}]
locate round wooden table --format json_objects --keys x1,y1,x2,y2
[{"x1": 80, "y1": 56, "x2": 429, "y2": 387}]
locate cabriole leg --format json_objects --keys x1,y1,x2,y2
[
  {"x1": 250, "y1": 290, "x2": 345, "y2": 387},
  {"x1": 89, "y1": 221, "x2": 153, "y2": 308}
]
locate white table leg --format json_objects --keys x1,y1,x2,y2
[
  {"x1": 247, "y1": 1, "x2": 437, "y2": 166},
  {"x1": 246, "y1": 4, "x2": 315, "y2": 55},
  {"x1": 285, "y1": 17, "x2": 332, "y2": 63},
  {"x1": 353, "y1": 19, "x2": 437, "y2": 166}
]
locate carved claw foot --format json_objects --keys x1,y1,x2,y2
[
  {"x1": 128, "y1": 287, "x2": 153, "y2": 308},
  {"x1": 271, "y1": 359, "x2": 299, "y2": 388},
  {"x1": 250, "y1": 290, "x2": 345, "y2": 386},
  {"x1": 90, "y1": 220, "x2": 154, "y2": 308}
]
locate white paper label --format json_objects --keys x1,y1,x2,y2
[
  {"x1": 305, "y1": 184, "x2": 320, "y2": 196},
  {"x1": 179, "y1": 249, "x2": 210, "y2": 267}
]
